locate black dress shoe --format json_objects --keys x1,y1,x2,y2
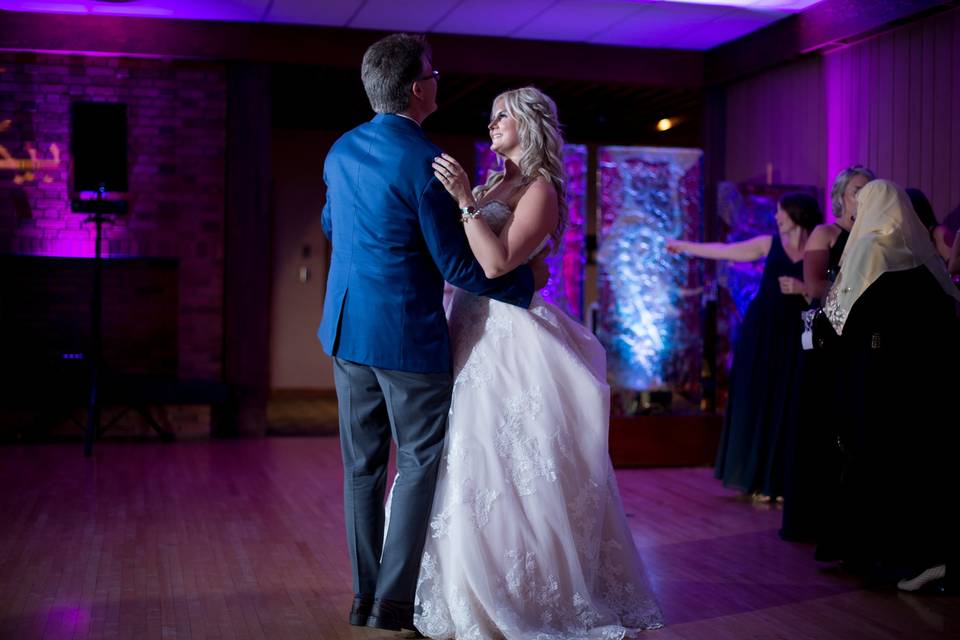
[
  {"x1": 348, "y1": 594, "x2": 374, "y2": 626},
  {"x1": 366, "y1": 598, "x2": 415, "y2": 631}
]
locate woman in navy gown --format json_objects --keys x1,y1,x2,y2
[{"x1": 668, "y1": 192, "x2": 822, "y2": 501}]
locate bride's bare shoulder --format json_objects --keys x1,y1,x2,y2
[{"x1": 517, "y1": 177, "x2": 557, "y2": 206}]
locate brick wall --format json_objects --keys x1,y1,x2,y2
[{"x1": 0, "y1": 52, "x2": 226, "y2": 382}]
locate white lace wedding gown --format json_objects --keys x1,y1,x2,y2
[{"x1": 407, "y1": 201, "x2": 663, "y2": 639}]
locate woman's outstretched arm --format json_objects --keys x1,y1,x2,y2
[{"x1": 666, "y1": 235, "x2": 771, "y2": 262}]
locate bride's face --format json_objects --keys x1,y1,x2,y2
[{"x1": 488, "y1": 99, "x2": 519, "y2": 157}]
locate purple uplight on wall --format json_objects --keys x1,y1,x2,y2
[
  {"x1": 824, "y1": 48, "x2": 859, "y2": 225},
  {"x1": 0, "y1": 142, "x2": 117, "y2": 258},
  {"x1": 824, "y1": 50, "x2": 840, "y2": 224},
  {"x1": 1, "y1": 51, "x2": 227, "y2": 381},
  {"x1": 474, "y1": 142, "x2": 587, "y2": 321}
]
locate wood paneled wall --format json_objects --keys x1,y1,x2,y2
[
  {"x1": 724, "y1": 5, "x2": 960, "y2": 224},
  {"x1": 724, "y1": 55, "x2": 825, "y2": 191},
  {"x1": 825, "y1": 6, "x2": 960, "y2": 223}
]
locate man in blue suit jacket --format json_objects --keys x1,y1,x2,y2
[{"x1": 319, "y1": 34, "x2": 539, "y2": 633}]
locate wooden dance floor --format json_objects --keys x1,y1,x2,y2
[{"x1": 1, "y1": 437, "x2": 957, "y2": 639}]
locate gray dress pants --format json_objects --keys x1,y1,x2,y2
[{"x1": 333, "y1": 357, "x2": 451, "y2": 603}]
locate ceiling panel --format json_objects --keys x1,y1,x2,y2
[
  {"x1": 0, "y1": 0, "x2": 269, "y2": 21},
  {"x1": 0, "y1": 0, "x2": 829, "y2": 50},
  {"x1": 590, "y1": 2, "x2": 785, "y2": 49},
  {"x1": 265, "y1": 0, "x2": 362, "y2": 27},
  {"x1": 432, "y1": 0, "x2": 559, "y2": 38},
  {"x1": 345, "y1": 0, "x2": 454, "y2": 32},
  {"x1": 669, "y1": 7, "x2": 785, "y2": 49},
  {"x1": 507, "y1": 0, "x2": 645, "y2": 42},
  {"x1": 656, "y1": 0, "x2": 817, "y2": 8},
  {"x1": 589, "y1": 2, "x2": 730, "y2": 47}
]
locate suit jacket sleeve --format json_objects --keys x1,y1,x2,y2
[{"x1": 418, "y1": 177, "x2": 534, "y2": 308}]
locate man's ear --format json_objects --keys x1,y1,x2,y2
[{"x1": 410, "y1": 80, "x2": 424, "y2": 100}]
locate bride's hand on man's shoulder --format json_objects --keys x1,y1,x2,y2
[{"x1": 433, "y1": 153, "x2": 475, "y2": 209}]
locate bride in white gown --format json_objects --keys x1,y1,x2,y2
[{"x1": 405, "y1": 87, "x2": 663, "y2": 639}]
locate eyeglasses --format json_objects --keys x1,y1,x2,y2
[{"x1": 417, "y1": 69, "x2": 440, "y2": 82}]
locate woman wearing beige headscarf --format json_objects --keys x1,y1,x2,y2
[
  {"x1": 823, "y1": 179, "x2": 959, "y2": 334},
  {"x1": 817, "y1": 179, "x2": 959, "y2": 593}
]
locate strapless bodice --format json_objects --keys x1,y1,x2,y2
[{"x1": 478, "y1": 200, "x2": 514, "y2": 235}]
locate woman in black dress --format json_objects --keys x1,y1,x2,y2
[
  {"x1": 817, "y1": 179, "x2": 960, "y2": 588},
  {"x1": 668, "y1": 193, "x2": 823, "y2": 501},
  {"x1": 780, "y1": 166, "x2": 874, "y2": 542}
]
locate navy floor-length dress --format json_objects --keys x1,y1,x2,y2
[{"x1": 714, "y1": 234, "x2": 807, "y2": 497}]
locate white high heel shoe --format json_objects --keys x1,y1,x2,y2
[{"x1": 897, "y1": 564, "x2": 946, "y2": 592}]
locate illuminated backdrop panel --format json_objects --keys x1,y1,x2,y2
[
  {"x1": 475, "y1": 142, "x2": 587, "y2": 320},
  {"x1": 597, "y1": 146, "x2": 703, "y2": 395}
]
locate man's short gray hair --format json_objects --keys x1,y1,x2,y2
[{"x1": 361, "y1": 34, "x2": 430, "y2": 114}]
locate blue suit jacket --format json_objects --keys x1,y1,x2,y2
[{"x1": 318, "y1": 114, "x2": 534, "y2": 374}]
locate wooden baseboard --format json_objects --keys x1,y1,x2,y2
[
  {"x1": 609, "y1": 414, "x2": 722, "y2": 468},
  {"x1": 269, "y1": 388, "x2": 338, "y2": 400}
]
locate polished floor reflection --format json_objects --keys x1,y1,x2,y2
[{"x1": 1, "y1": 438, "x2": 956, "y2": 639}]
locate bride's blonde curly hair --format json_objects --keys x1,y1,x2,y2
[{"x1": 475, "y1": 86, "x2": 567, "y2": 249}]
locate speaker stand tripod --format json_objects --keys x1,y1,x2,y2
[{"x1": 83, "y1": 187, "x2": 112, "y2": 457}]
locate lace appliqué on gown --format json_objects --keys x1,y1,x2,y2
[
  {"x1": 413, "y1": 200, "x2": 663, "y2": 639},
  {"x1": 495, "y1": 386, "x2": 559, "y2": 496}
]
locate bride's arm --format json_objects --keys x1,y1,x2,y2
[
  {"x1": 468, "y1": 180, "x2": 558, "y2": 278},
  {"x1": 433, "y1": 154, "x2": 558, "y2": 279}
]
